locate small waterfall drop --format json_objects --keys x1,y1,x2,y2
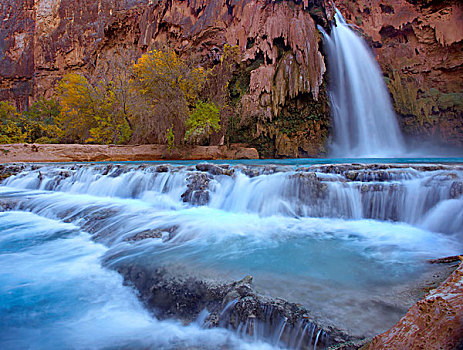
[
  {"x1": 1, "y1": 161, "x2": 463, "y2": 346},
  {"x1": 320, "y1": 9, "x2": 405, "y2": 157}
]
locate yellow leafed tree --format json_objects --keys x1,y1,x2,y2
[
  {"x1": 56, "y1": 73, "x2": 132, "y2": 144},
  {"x1": 0, "y1": 101, "x2": 25, "y2": 144},
  {"x1": 131, "y1": 48, "x2": 208, "y2": 144},
  {"x1": 56, "y1": 73, "x2": 98, "y2": 143}
]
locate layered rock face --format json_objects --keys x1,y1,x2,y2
[
  {"x1": 0, "y1": 0, "x2": 330, "y2": 157},
  {"x1": 364, "y1": 260, "x2": 463, "y2": 350},
  {"x1": 333, "y1": 0, "x2": 463, "y2": 147},
  {"x1": 0, "y1": 0, "x2": 35, "y2": 109}
]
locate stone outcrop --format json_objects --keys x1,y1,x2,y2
[
  {"x1": 1, "y1": 0, "x2": 331, "y2": 157},
  {"x1": 364, "y1": 259, "x2": 463, "y2": 350},
  {"x1": 332, "y1": 0, "x2": 463, "y2": 146},
  {"x1": 0, "y1": 143, "x2": 259, "y2": 162},
  {"x1": 112, "y1": 263, "x2": 358, "y2": 349}
]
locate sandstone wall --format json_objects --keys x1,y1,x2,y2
[{"x1": 0, "y1": 0, "x2": 331, "y2": 157}]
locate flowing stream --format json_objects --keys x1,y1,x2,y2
[
  {"x1": 320, "y1": 10, "x2": 405, "y2": 157},
  {"x1": 0, "y1": 161, "x2": 462, "y2": 349}
]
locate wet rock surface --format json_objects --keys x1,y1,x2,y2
[
  {"x1": 364, "y1": 259, "x2": 463, "y2": 350},
  {"x1": 195, "y1": 163, "x2": 233, "y2": 176},
  {"x1": 112, "y1": 262, "x2": 357, "y2": 349},
  {"x1": 181, "y1": 172, "x2": 211, "y2": 206}
]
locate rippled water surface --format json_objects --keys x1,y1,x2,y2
[{"x1": 1, "y1": 159, "x2": 462, "y2": 348}]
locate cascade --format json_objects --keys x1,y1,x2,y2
[
  {"x1": 319, "y1": 10, "x2": 405, "y2": 157},
  {"x1": 1, "y1": 162, "x2": 462, "y2": 349},
  {"x1": 3, "y1": 163, "x2": 462, "y2": 230}
]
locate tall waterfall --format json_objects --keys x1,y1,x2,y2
[{"x1": 320, "y1": 10, "x2": 405, "y2": 157}]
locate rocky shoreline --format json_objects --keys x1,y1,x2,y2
[{"x1": 0, "y1": 144, "x2": 259, "y2": 163}]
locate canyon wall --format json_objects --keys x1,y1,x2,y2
[
  {"x1": 0, "y1": 0, "x2": 331, "y2": 157},
  {"x1": 1, "y1": 0, "x2": 462, "y2": 155},
  {"x1": 333, "y1": 0, "x2": 463, "y2": 147}
]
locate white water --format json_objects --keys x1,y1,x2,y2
[
  {"x1": 0, "y1": 211, "x2": 273, "y2": 350},
  {"x1": 1, "y1": 163, "x2": 462, "y2": 345},
  {"x1": 320, "y1": 10, "x2": 405, "y2": 157},
  {"x1": 4, "y1": 164, "x2": 462, "y2": 230}
]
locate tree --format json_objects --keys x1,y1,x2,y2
[
  {"x1": 56, "y1": 73, "x2": 132, "y2": 144},
  {"x1": 185, "y1": 101, "x2": 220, "y2": 144},
  {"x1": 0, "y1": 101, "x2": 24, "y2": 143},
  {"x1": 0, "y1": 99, "x2": 63, "y2": 144},
  {"x1": 200, "y1": 44, "x2": 241, "y2": 144},
  {"x1": 23, "y1": 98, "x2": 61, "y2": 143},
  {"x1": 56, "y1": 73, "x2": 97, "y2": 143},
  {"x1": 130, "y1": 48, "x2": 208, "y2": 144}
]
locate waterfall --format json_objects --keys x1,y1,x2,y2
[{"x1": 320, "y1": 9, "x2": 405, "y2": 157}]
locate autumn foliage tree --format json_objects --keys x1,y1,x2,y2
[
  {"x1": 130, "y1": 48, "x2": 208, "y2": 144},
  {"x1": 0, "y1": 44, "x2": 239, "y2": 146},
  {"x1": 56, "y1": 73, "x2": 132, "y2": 144},
  {"x1": 0, "y1": 101, "x2": 24, "y2": 143},
  {"x1": 0, "y1": 100, "x2": 60, "y2": 144},
  {"x1": 22, "y1": 98, "x2": 61, "y2": 143},
  {"x1": 130, "y1": 46, "x2": 239, "y2": 145}
]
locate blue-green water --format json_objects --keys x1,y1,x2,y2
[
  {"x1": 0, "y1": 160, "x2": 462, "y2": 348},
  {"x1": 50, "y1": 157, "x2": 463, "y2": 167}
]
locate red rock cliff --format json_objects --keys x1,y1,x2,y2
[
  {"x1": 0, "y1": 0, "x2": 331, "y2": 157},
  {"x1": 2, "y1": 0, "x2": 462, "y2": 153}
]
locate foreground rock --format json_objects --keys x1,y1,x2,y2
[
  {"x1": 0, "y1": 143, "x2": 259, "y2": 163},
  {"x1": 111, "y1": 262, "x2": 360, "y2": 349},
  {"x1": 364, "y1": 259, "x2": 463, "y2": 350}
]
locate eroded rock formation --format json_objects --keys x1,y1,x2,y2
[
  {"x1": 364, "y1": 259, "x2": 463, "y2": 350},
  {"x1": 1, "y1": 0, "x2": 331, "y2": 157}
]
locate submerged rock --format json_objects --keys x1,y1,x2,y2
[
  {"x1": 0, "y1": 164, "x2": 29, "y2": 181},
  {"x1": 124, "y1": 229, "x2": 163, "y2": 242}
]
